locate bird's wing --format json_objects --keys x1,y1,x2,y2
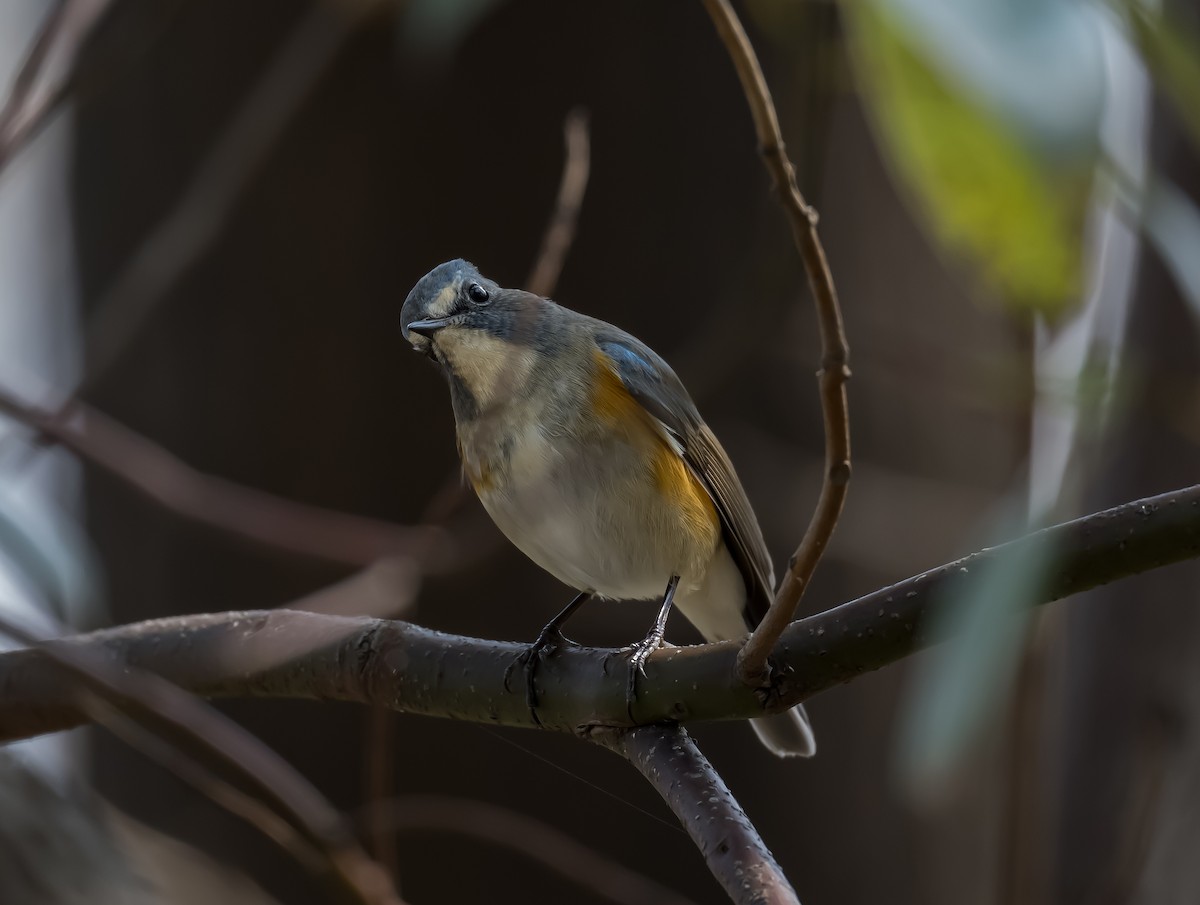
[{"x1": 595, "y1": 329, "x2": 775, "y2": 625}]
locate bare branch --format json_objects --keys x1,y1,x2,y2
[
  {"x1": 2, "y1": 484, "x2": 1196, "y2": 744},
  {"x1": 596, "y1": 726, "x2": 799, "y2": 905},
  {"x1": 699, "y1": 0, "x2": 852, "y2": 686},
  {"x1": 525, "y1": 107, "x2": 591, "y2": 298},
  {"x1": 407, "y1": 108, "x2": 594, "y2": 544},
  {"x1": 0, "y1": 0, "x2": 112, "y2": 173},
  {"x1": 0, "y1": 384, "x2": 452, "y2": 569},
  {"x1": 0, "y1": 612, "x2": 405, "y2": 905},
  {"x1": 94, "y1": 702, "x2": 321, "y2": 873},
  {"x1": 361, "y1": 794, "x2": 697, "y2": 905}
]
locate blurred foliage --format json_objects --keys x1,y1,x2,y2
[
  {"x1": 401, "y1": 0, "x2": 502, "y2": 59},
  {"x1": 1118, "y1": 0, "x2": 1200, "y2": 151},
  {"x1": 844, "y1": 0, "x2": 1100, "y2": 315},
  {"x1": 0, "y1": 488, "x2": 100, "y2": 628},
  {"x1": 1144, "y1": 178, "x2": 1200, "y2": 325},
  {"x1": 895, "y1": 504, "x2": 1056, "y2": 804}
]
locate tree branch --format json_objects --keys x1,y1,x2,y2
[
  {"x1": 0, "y1": 0, "x2": 112, "y2": 174},
  {"x1": 0, "y1": 384, "x2": 451, "y2": 569},
  {"x1": 525, "y1": 107, "x2": 591, "y2": 299},
  {"x1": 595, "y1": 726, "x2": 799, "y2": 905},
  {"x1": 700, "y1": 0, "x2": 852, "y2": 686},
  {"x1": 2, "y1": 484, "x2": 1196, "y2": 744}
]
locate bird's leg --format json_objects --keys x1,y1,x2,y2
[
  {"x1": 624, "y1": 575, "x2": 680, "y2": 705},
  {"x1": 504, "y1": 590, "x2": 592, "y2": 715}
]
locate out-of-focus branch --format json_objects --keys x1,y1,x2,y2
[
  {"x1": 78, "y1": 0, "x2": 380, "y2": 394},
  {"x1": 0, "y1": 0, "x2": 111, "y2": 173},
  {"x1": 525, "y1": 107, "x2": 591, "y2": 298},
  {"x1": 413, "y1": 107, "x2": 593, "y2": 532},
  {"x1": 699, "y1": 0, "x2": 852, "y2": 687},
  {"x1": 362, "y1": 106, "x2": 593, "y2": 867},
  {"x1": 360, "y1": 794, "x2": 697, "y2": 905},
  {"x1": 0, "y1": 612, "x2": 405, "y2": 905},
  {"x1": 595, "y1": 726, "x2": 799, "y2": 905},
  {"x1": 0, "y1": 384, "x2": 452, "y2": 569},
  {"x1": 2, "y1": 484, "x2": 1196, "y2": 743},
  {"x1": 95, "y1": 703, "x2": 320, "y2": 872}
]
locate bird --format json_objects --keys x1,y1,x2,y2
[{"x1": 400, "y1": 259, "x2": 815, "y2": 757}]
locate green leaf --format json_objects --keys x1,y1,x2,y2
[{"x1": 844, "y1": 2, "x2": 1096, "y2": 315}]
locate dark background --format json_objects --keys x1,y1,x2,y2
[{"x1": 57, "y1": 1, "x2": 1200, "y2": 903}]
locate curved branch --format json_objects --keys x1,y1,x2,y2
[
  {"x1": 595, "y1": 726, "x2": 799, "y2": 905},
  {"x1": 525, "y1": 107, "x2": 591, "y2": 298},
  {"x1": 700, "y1": 0, "x2": 852, "y2": 686},
  {"x1": 1, "y1": 484, "x2": 1196, "y2": 744}
]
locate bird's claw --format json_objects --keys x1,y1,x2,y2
[
  {"x1": 620, "y1": 633, "x2": 665, "y2": 706},
  {"x1": 503, "y1": 625, "x2": 575, "y2": 715}
]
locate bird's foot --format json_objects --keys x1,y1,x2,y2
[
  {"x1": 618, "y1": 626, "x2": 668, "y2": 707},
  {"x1": 503, "y1": 624, "x2": 577, "y2": 717}
]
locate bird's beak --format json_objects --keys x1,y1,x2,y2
[{"x1": 404, "y1": 316, "x2": 454, "y2": 339}]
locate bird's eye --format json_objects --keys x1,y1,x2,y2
[{"x1": 467, "y1": 282, "x2": 490, "y2": 305}]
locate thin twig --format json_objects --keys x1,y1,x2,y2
[
  {"x1": 0, "y1": 0, "x2": 112, "y2": 173},
  {"x1": 1, "y1": 483, "x2": 1197, "y2": 742},
  {"x1": 525, "y1": 107, "x2": 591, "y2": 298},
  {"x1": 413, "y1": 107, "x2": 594, "y2": 529},
  {"x1": 359, "y1": 794, "x2": 697, "y2": 905},
  {"x1": 595, "y1": 726, "x2": 799, "y2": 905},
  {"x1": 0, "y1": 611, "x2": 406, "y2": 905},
  {"x1": 93, "y1": 700, "x2": 323, "y2": 873},
  {"x1": 0, "y1": 383, "x2": 451, "y2": 568},
  {"x1": 360, "y1": 105, "x2": 594, "y2": 868},
  {"x1": 699, "y1": 0, "x2": 852, "y2": 686}
]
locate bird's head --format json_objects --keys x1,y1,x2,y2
[{"x1": 400, "y1": 259, "x2": 547, "y2": 411}]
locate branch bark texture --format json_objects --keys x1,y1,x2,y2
[
  {"x1": 2, "y1": 484, "x2": 1196, "y2": 744},
  {"x1": 596, "y1": 727, "x2": 799, "y2": 905}
]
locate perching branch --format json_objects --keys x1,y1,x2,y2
[
  {"x1": 2, "y1": 484, "x2": 1196, "y2": 744},
  {"x1": 699, "y1": 0, "x2": 852, "y2": 685},
  {"x1": 595, "y1": 726, "x2": 800, "y2": 905}
]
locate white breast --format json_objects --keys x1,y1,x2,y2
[{"x1": 471, "y1": 424, "x2": 717, "y2": 603}]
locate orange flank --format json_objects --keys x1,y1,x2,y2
[
  {"x1": 591, "y1": 349, "x2": 719, "y2": 539},
  {"x1": 589, "y1": 349, "x2": 645, "y2": 426},
  {"x1": 652, "y1": 444, "x2": 720, "y2": 538}
]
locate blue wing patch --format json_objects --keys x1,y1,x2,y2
[{"x1": 596, "y1": 336, "x2": 695, "y2": 437}]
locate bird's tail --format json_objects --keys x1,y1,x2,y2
[
  {"x1": 675, "y1": 555, "x2": 818, "y2": 758},
  {"x1": 751, "y1": 704, "x2": 817, "y2": 758}
]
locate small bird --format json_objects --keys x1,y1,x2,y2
[{"x1": 400, "y1": 259, "x2": 815, "y2": 757}]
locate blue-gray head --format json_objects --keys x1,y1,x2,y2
[{"x1": 400, "y1": 259, "x2": 551, "y2": 410}]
